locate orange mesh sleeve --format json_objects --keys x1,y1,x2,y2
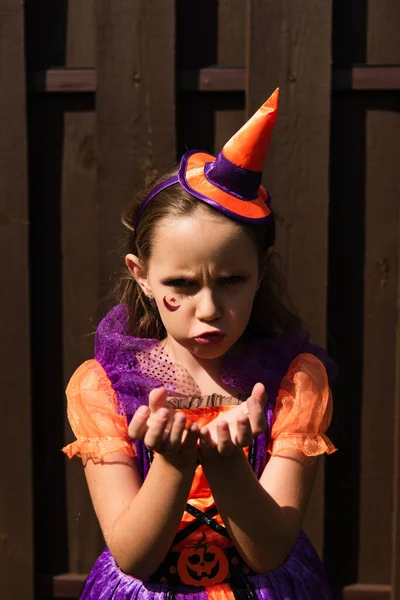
[
  {"x1": 268, "y1": 353, "x2": 337, "y2": 457},
  {"x1": 62, "y1": 359, "x2": 136, "y2": 461}
]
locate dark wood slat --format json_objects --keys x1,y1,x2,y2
[
  {"x1": 29, "y1": 65, "x2": 400, "y2": 93},
  {"x1": 217, "y1": 0, "x2": 246, "y2": 66},
  {"x1": 214, "y1": 1, "x2": 246, "y2": 155},
  {"x1": 179, "y1": 68, "x2": 245, "y2": 91},
  {"x1": 359, "y1": 2, "x2": 400, "y2": 585},
  {"x1": 394, "y1": 269, "x2": 400, "y2": 598},
  {"x1": 247, "y1": 0, "x2": 332, "y2": 556},
  {"x1": 342, "y1": 584, "x2": 392, "y2": 600},
  {"x1": 62, "y1": 110, "x2": 102, "y2": 575},
  {"x1": 61, "y1": 0, "x2": 103, "y2": 575},
  {"x1": 53, "y1": 573, "x2": 87, "y2": 598},
  {"x1": 96, "y1": 0, "x2": 176, "y2": 306},
  {"x1": 31, "y1": 68, "x2": 97, "y2": 93},
  {"x1": 360, "y1": 106, "x2": 400, "y2": 584},
  {"x1": 363, "y1": 3, "x2": 400, "y2": 592},
  {"x1": 66, "y1": 1, "x2": 96, "y2": 68},
  {"x1": 86, "y1": 0, "x2": 178, "y2": 574},
  {"x1": 0, "y1": 0, "x2": 33, "y2": 598},
  {"x1": 333, "y1": 66, "x2": 400, "y2": 90}
]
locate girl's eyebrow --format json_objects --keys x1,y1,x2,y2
[{"x1": 160, "y1": 268, "x2": 251, "y2": 282}]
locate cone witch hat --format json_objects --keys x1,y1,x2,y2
[{"x1": 135, "y1": 88, "x2": 279, "y2": 225}]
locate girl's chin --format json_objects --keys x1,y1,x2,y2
[
  {"x1": 192, "y1": 346, "x2": 227, "y2": 359},
  {"x1": 189, "y1": 338, "x2": 235, "y2": 359}
]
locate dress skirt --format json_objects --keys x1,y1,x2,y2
[{"x1": 80, "y1": 531, "x2": 334, "y2": 600}]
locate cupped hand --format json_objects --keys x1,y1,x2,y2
[
  {"x1": 128, "y1": 387, "x2": 199, "y2": 465},
  {"x1": 199, "y1": 383, "x2": 267, "y2": 456}
]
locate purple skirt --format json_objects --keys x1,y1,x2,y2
[{"x1": 80, "y1": 531, "x2": 334, "y2": 600}]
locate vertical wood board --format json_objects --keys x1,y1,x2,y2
[
  {"x1": 66, "y1": 0, "x2": 96, "y2": 67},
  {"x1": 247, "y1": 0, "x2": 332, "y2": 553},
  {"x1": 367, "y1": 1, "x2": 400, "y2": 64},
  {"x1": 0, "y1": 1, "x2": 33, "y2": 598},
  {"x1": 360, "y1": 0, "x2": 400, "y2": 586},
  {"x1": 62, "y1": 0, "x2": 100, "y2": 574},
  {"x1": 215, "y1": 2, "x2": 246, "y2": 164},
  {"x1": 393, "y1": 231, "x2": 400, "y2": 599},
  {"x1": 360, "y1": 107, "x2": 400, "y2": 583},
  {"x1": 96, "y1": 0, "x2": 176, "y2": 310},
  {"x1": 62, "y1": 107, "x2": 102, "y2": 573},
  {"x1": 217, "y1": 0, "x2": 246, "y2": 66}
]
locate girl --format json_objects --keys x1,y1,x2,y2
[{"x1": 63, "y1": 88, "x2": 337, "y2": 600}]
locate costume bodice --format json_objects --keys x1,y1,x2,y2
[{"x1": 94, "y1": 304, "x2": 336, "y2": 480}]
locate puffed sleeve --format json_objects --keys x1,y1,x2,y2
[
  {"x1": 267, "y1": 353, "x2": 337, "y2": 457},
  {"x1": 62, "y1": 359, "x2": 136, "y2": 461}
]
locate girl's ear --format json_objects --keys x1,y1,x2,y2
[{"x1": 125, "y1": 254, "x2": 153, "y2": 297}]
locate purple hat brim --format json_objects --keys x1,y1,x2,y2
[{"x1": 178, "y1": 150, "x2": 272, "y2": 224}]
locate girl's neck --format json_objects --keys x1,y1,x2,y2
[{"x1": 163, "y1": 335, "x2": 223, "y2": 384}]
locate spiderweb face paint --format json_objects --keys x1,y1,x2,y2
[{"x1": 163, "y1": 296, "x2": 181, "y2": 312}]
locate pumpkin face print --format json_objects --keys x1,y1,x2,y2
[{"x1": 177, "y1": 533, "x2": 229, "y2": 586}]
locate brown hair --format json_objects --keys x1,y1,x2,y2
[{"x1": 115, "y1": 166, "x2": 303, "y2": 339}]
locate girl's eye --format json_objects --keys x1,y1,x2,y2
[
  {"x1": 165, "y1": 279, "x2": 197, "y2": 288},
  {"x1": 220, "y1": 276, "x2": 245, "y2": 284}
]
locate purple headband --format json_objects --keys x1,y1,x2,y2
[{"x1": 134, "y1": 175, "x2": 179, "y2": 227}]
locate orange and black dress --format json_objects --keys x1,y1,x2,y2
[{"x1": 63, "y1": 304, "x2": 337, "y2": 600}]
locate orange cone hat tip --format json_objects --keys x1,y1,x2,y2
[
  {"x1": 135, "y1": 88, "x2": 280, "y2": 225},
  {"x1": 222, "y1": 87, "x2": 279, "y2": 172}
]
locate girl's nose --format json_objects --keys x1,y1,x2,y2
[{"x1": 195, "y1": 288, "x2": 222, "y2": 321}]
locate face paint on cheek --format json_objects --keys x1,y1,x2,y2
[{"x1": 163, "y1": 296, "x2": 181, "y2": 312}]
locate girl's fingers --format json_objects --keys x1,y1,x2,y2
[
  {"x1": 235, "y1": 415, "x2": 253, "y2": 447},
  {"x1": 199, "y1": 426, "x2": 214, "y2": 449},
  {"x1": 184, "y1": 423, "x2": 199, "y2": 451},
  {"x1": 144, "y1": 408, "x2": 170, "y2": 452},
  {"x1": 216, "y1": 420, "x2": 235, "y2": 456},
  {"x1": 128, "y1": 405, "x2": 150, "y2": 439},
  {"x1": 247, "y1": 383, "x2": 267, "y2": 436},
  {"x1": 251, "y1": 382, "x2": 268, "y2": 406},
  {"x1": 148, "y1": 387, "x2": 169, "y2": 413},
  {"x1": 165, "y1": 413, "x2": 187, "y2": 453}
]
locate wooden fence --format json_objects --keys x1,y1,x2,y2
[{"x1": 1, "y1": 1, "x2": 399, "y2": 598}]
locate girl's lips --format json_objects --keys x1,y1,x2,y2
[{"x1": 194, "y1": 333, "x2": 226, "y2": 346}]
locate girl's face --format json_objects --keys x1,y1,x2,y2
[{"x1": 128, "y1": 211, "x2": 260, "y2": 360}]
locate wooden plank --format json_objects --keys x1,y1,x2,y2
[
  {"x1": 342, "y1": 584, "x2": 392, "y2": 600},
  {"x1": 333, "y1": 66, "x2": 400, "y2": 90},
  {"x1": 62, "y1": 106, "x2": 103, "y2": 574},
  {"x1": 214, "y1": 2, "x2": 245, "y2": 166},
  {"x1": 53, "y1": 573, "x2": 87, "y2": 598},
  {"x1": 247, "y1": 0, "x2": 332, "y2": 554},
  {"x1": 360, "y1": 106, "x2": 400, "y2": 584},
  {"x1": 393, "y1": 228, "x2": 400, "y2": 599},
  {"x1": 28, "y1": 65, "x2": 400, "y2": 94},
  {"x1": 62, "y1": 0, "x2": 103, "y2": 575},
  {"x1": 359, "y1": 1, "x2": 400, "y2": 586},
  {"x1": 217, "y1": 0, "x2": 246, "y2": 66},
  {"x1": 179, "y1": 68, "x2": 245, "y2": 91},
  {"x1": 66, "y1": 0, "x2": 96, "y2": 67},
  {"x1": 0, "y1": 1, "x2": 33, "y2": 599},
  {"x1": 367, "y1": 1, "x2": 400, "y2": 64},
  {"x1": 31, "y1": 68, "x2": 97, "y2": 93},
  {"x1": 96, "y1": 0, "x2": 176, "y2": 306}
]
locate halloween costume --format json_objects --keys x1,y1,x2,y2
[
  {"x1": 63, "y1": 90, "x2": 337, "y2": 599},
  {"x1": 64, "y1": 305, "x2": 336, "y2": 599}
]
